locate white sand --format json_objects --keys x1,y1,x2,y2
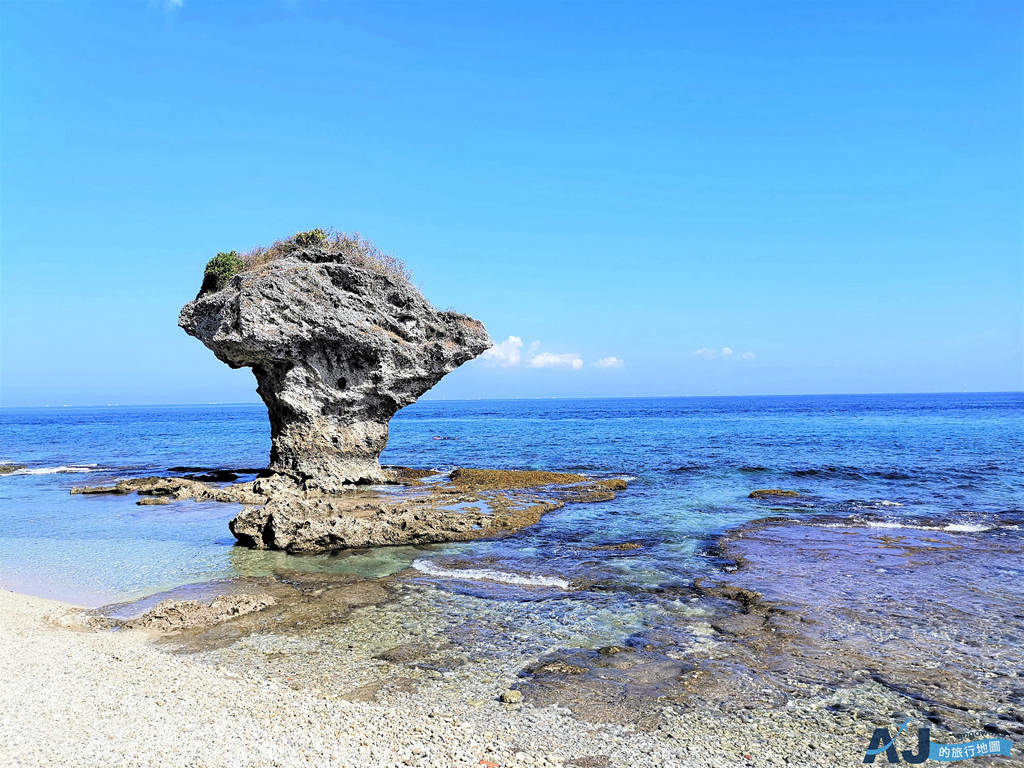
[
  {"x1": 0, "y1": 589, "x2": 893, "y2": 768},
  {"x1": 0, "y1": 590, "x2": 557, "y2": 767},
  {"x1": 0, "y1": 590, "x2": 692, "y2": 768}
]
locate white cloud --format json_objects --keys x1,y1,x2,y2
[
  {"x1": 480, "y1": 336, "x2": 587, "y2": 371},
  {"x1": 693, "y1": 346, "x2": 756, "y2": 361},
  {"x1": 530, "y1": 352, "x2": 584, "y2": 370},
  {"x1": 481, "y1": 336, "x2": 523, "y2": 367},
  {"x1": 595, "y1": 356, "x2": 624, "y2": 369}
]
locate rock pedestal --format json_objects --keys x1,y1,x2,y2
[{"x1": 179, "y1": 248, "x2": 491, "y2": 490}]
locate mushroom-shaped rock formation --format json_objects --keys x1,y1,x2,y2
[{"x1": 179, "y1": 235, "x2": 491, "y2": 490}]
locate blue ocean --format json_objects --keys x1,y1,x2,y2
[{"x1": 1, "y1": 393, "x2": 1021, "y2": 606}]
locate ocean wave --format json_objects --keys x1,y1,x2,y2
[
  {"x1": 820, "y1": 519, "x2": 996, "y2": 533},
  {"x1": 8, "y1": 464, "x2": 103, "y2": 475},
  {"x1": 844, "y1": 499, "x2": 904, "y2": 509},
  {"x1": 790, "y1": 466, "x2": 913, "y2": 481},
  {"x1": 942, "y1": 523, "x2": 995, "y2": 533},
  {"x1": 863, "y1": 520, "x2": 995, "y2": 533},
  {"x1": 411, "y1": 558, "x2": 572, "y2": 589}
]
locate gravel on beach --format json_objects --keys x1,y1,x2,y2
[{"x1": 0, "y1": 587, "x2": 962, "y2": 768}]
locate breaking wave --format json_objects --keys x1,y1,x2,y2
[
  {"x1": 7, "y1": 464, "x2": 103, "y2": 475},
  {"x1": 863, "y1": 520, "x2": 994, "y2": 532},
  {"x1": 819, "y1": 518, "x2": 999, "y2": 533},
  {"x1": 411, "y1": 558, "x2": 572, "y2": 589}
]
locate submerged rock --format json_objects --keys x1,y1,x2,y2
[
  {"x1": 123, "y1": 594, "x2": 277, "y2": 632},
  {"x1": 748, "y1": 488, "x2": 800, "y2": 499},
  {"x1": 587, "y1": 540, "x2": 643, "y2": 551},
  {"x1": 448, "y1": 468, "x2": 587, "y2": 489},
  {"x1": 178, "y1": 235, "x2": 491, "y2": 490},
  {"x1": 136, "y1": 497, "x2": 172, "y2": 506}
]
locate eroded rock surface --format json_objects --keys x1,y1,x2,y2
[
  {"x1": 72, "y1": 468, "x2": 629, "y2": 553},
  {"x1": 232, "y1": 469, "x2": 627, "y2": 552},
  {"x1": 123, "y1": 594, "x2": 278, "y2": 632},
  {"x1": 178, "y1": 245, "x2": 491, "y2": 489},
  {"x1": 71, "y1": 475, "x2": 264, "y2": 504}
]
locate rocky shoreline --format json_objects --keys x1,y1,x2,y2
[
  {"x1": 698, "y1": 517, "x2": 1024, "y2": 745},
  {"x1": 5, "y1": 512, "x2": 1021, "y2": 767}
]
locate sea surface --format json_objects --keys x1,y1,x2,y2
[{"x1": 0, "y1": 393, "x2": 1021, "y2": 607}]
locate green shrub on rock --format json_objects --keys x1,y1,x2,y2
[
  {"x1": 201, "y1": 250, "x2": 244, "y2": 294},
  {"x1": 293, "y1": 229, "x2": 328, "y2": 248}
]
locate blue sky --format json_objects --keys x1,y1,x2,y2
[{"x1": 1, "y1": 1, "x2": 1020, "y2": 406}]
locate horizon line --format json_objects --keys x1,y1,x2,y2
[{"x1": 1, "y1": 390, "x2": 1021, "y2": 409}]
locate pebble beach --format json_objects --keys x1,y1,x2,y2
[{"x1": 1, "y1": 588, "x2": 923, "y2": 768}]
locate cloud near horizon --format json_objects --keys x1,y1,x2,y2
[
  {"x1": 530, "y1": 352, "x2": 584, "y2": 370},
  {"x1": 479, "y1": 336, "x2": 617, "y2": 372},
  {"x1": 692, "y1": 346, "x2": 756, "y2": 361}
]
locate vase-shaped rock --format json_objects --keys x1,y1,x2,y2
[{"x1": 179, "y1": 248, "x2": 491, "y2": 490}]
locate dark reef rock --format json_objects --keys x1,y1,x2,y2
[
  {"x1": 178, "y1": 245, "x2": 491, "y2": 490},
  {"x1": 748, "y1": 488, "x2": 800, "y2": 499}
]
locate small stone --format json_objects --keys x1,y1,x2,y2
[
  {"x1": 136, "y1": 496, "x2": 172, "y2": 506},
  {"x1": 499, "y1": 689, "x2": 524, "y2": 704}
]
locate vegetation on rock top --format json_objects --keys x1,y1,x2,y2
[
  {"x1": 198, "y1": 229, "x2": 411, "y2": 296},
  {"x1": 200, "y1": 251, "x2": 245, "y2": 294}
]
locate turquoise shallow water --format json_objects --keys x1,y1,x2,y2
[{"x1": 0, "y1": 393, "x2": 1021, "y2": 605}]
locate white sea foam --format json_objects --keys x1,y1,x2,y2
[
  {"x1": 831, "y1": 520, "x2": 997, "y2": 533},
  {"x1": 411, "y1": 558, "x2": 572, "y2": 589},
  {"x1": 10, "y1": 464, "x2": 102, "y2": 475},
  {"x1": 942, "y1": 523, "x2": 993, "y2": 533},
  {"x1": 864, "y1": 520, "x2": 994, "y2": 533}
]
